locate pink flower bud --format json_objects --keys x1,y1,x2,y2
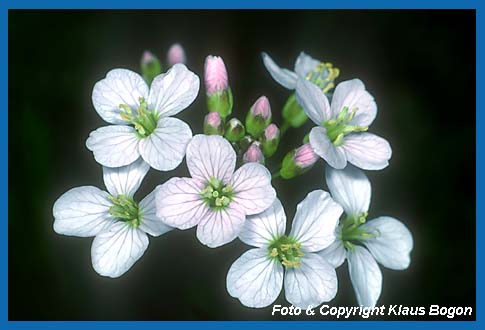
[
  {"x1": 243, "y1": 142, "x2": 265, "y2": 164},
  {"x1": 203, "y1": 112, "x2": 223, "y2": 135},
  {"x1": 204, "y1": 55, "x2": 229, "y2": 95},
  {"x1": 250, "y1": 96, "x2": 271, "y2": 120},
  {"x1": 141, "y1": 50, "x2": 156, "y2": 66},
  {"x1": 264, "y1": 123, "x2": 279, "y2": 141},
  {"x1": 167, "y1": 43, "x2": 186, "y2": 66},
  {"x1": 205, "y1": 111, "x2": 221, "y2": 128},
  {"x1": 294, "y1": 143, "x2": 318, "y2": 168}
]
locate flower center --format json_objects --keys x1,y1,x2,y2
[
  {"x1": 108, "y1": 194, "x2": 141, "y2": 228},
  {"x1": 268, "y1": 235, "x2": 304, "y2": 268},
  {"x1": 340, "y1": 212, "x2": 376, "y2": 250},
  {"x1": 200, "y1": 177, "x2": 234, "y2": 210},
  {"x1": 323, "y1": 106, "x2": 368, "y2": 146},
  {"x1": 119, "y1": 97, "x2": 159, "y2": 138},
  {"x1": 305, "y1": 62, "x2": 340, "y2": 93}
]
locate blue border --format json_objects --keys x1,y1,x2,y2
[{"x1": 2, "y1": 0, "x2": 481, "y2": 329}]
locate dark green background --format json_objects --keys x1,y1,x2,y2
[{"x1": 8, "y1": 10, "x2": 475, "y2": 320}]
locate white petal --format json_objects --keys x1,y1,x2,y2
[
  {"x1": 289, "y1": 190, "x2": 342, "y2": 252},
  {"x1": 309, "y1": 126, "x2": 347, "y2": 169},
  {"x1": 102, "y1": 158, "x2": 149, "y2": 197},
  {"x1": 284, "y1": 253, "x2": 337, "y2": 309},
  {"x1": 347, "y1": 246, "x2": 382, "y2": 307},
  {"x1": 325, "y1": 164, "x2": 371, "y2": 217},
  {"x1": 138, "y1": 117, "x2": 192, "y2": 171},
  {"x1": 330, "y1": 79, "x2": 377, "y2": 126},
  {"x1": 148, "y1": 63, "x2": 200, "y2": 117},
  {"x1": 138, "y1": 189, "x2": 173, "y2": 237},
  {"x1": 239, "y1": 199, "x2": 286, "y2": 248},
  {"x1": 186, "y1": 134, "x2": 236, "y2": 183},
  {"x1": 196, "y1": 206, "x2": 245, "y2": 248},
  {"x1": 86, "y1": 125, "x2": 140, "y2": 168},
  {"x1": 261, "y1": 52, "x2": 298, "y2": 89},
  {"x1": 318, "y1": 239, "x2": 346, "y2": 268},
  {"x1": 227, "y1": 248, "x2": 283, "y2": 308},
  {"x1": 230, "y1": 163, "x2": 276, "y2": 216},
  {"x1": 296, "y1": 79, "x2": 331, "y2": 125},
  {"x1": 91, "y1": 222, "x2": 148, "y2": 278},
  {"x1": 342, "y1": 133, "x2": 392, "y2": 170},
  {"x1": 53, "y1": 186, "x2": 114, "y2": 237},
  {"x1": 155, "y1": 177, "x2": 207, "y2": 230},
  {"x1": 361, "y1": 217, "x2": 413, "y2": 270},
  {"x1": 294, "y1": 52, "x2": 320, "y2": 78},
  {"x1": 92, "y1": 69, "x2": 149, "y2": 125}
]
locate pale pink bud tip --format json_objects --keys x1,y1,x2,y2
[
  {"x1": 243, "y1": 142, "x2": 265, "y2": 164},
  {"x1": 167, "y1": 43, "x2": 186, "y2": 66},
  {"x1": 264, "y1": 123, "x2": 279, "y2": 140},
  {"x1": 251, "y1": 96, "x2": 271, "y2": 119},
  {"x1": 142, "y1": 50, "x2": 156, "y2": 65},
  {"x1": 204, "y1": 55, "x2": 228, "y2": 95},
  {"x1": 294, "y1": 143, "x2": 318, "y2": 168},
  {"x1": 204, "y1": 111, "x2": 222, "y2": 128}
]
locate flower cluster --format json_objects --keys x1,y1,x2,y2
[{"x1": 53, "y1": 45, "x2": 413, "y2": 310}]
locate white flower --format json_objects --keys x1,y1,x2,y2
[
  {"x1": 86, "y1": 64, "x2": 199, "y2": 171},
  {"x1": 295, "y1": 78, "x2": 392, "y2": 170},
  {"x1": 319, "y1": 165, "x2": 413, "y2": 307},
  {"x1": 262, "y1": 52, "x2": 338, "y2": 93},
  {"x1": 155, "y1": 134, "x2": 276, "y2": 248},
  {"x1": 52, "y1": 159, "x2": 172, "y2": 278},
  {"x1": 226, "y1": 191, "x2": 343, "y2": 309}
]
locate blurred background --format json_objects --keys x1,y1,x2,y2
[{"x1": 8, "y1": 10, "x2": 475, "y2": 320}]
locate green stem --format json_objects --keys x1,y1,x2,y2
[
  {"x1": 272, "y1": 170, "x2": 281, "y2": 179},
  {"x1": 280, "y1": 120, "x2": 290, "y2": 136}
]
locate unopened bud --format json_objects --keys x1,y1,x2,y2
[
  {"x1": 294, "y1": 143, "x2": 319, "y2": 168},
  {"x1": 140, "y1": 50, "x2": 162, "y2": 85},
  {"x1": 224, "y1": 118, "x2": 245, "y2": 142},
  {"x1": 205, "y1": 55, "x2": 232, "y2": 118},
  {"x1": 243, "y1": 142, "x2": 265, "y2": 164},
  {"x1": 167, "y1": 43, "x2": 186, "y2": 66},
  {"x1": 282, "y1": 94, "x2": 308, "y2": 128},
  {"x1": 203, "y1": 112, "x2": 223, "y2": 135},
  {"x1": 245, "y1": 96, "x2": 272, "y2": 138},
  {"x1": 280, "y1": 143, "x2": 318, "y2": 179},
  {"x1": 261, "y1": 124, "x2": 280, "y2": 157}
]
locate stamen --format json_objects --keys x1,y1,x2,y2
[
  {"x1": 306, "y1": 62, "x2": 340, "y2": 93},
  {"x1": 118, "y1": 98, "x2": 159, "y2": 138},
  {"x1": 268, "y1": 236, "x2": 304, "y2": 268},
  {"x1": 108, "y1": 194, "x2": 141, "y2": 228},
  {"x1": 201, "y1": 177, "x2": 234, "y2": 210},
  {"x1": 323, "y1": 105, "x2": 368, "y2": 145}
]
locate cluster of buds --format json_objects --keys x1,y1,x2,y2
[
  {"x1": 240, "y1": 97, "x2": 281, "y2": 164},
  {"x1": 203, "y1": 56, "x2": 280, "y2": 165}
]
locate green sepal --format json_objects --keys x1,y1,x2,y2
[
  {"x1": 282, "y1": 94, "x2": 308, "y2": 128},
  {"x1": 261, "y1": 135, "x2": 279, "y2": 157},
  {"x1": 224, "y1": 118, "x2": 245, "y2": 142},
  {"x1": 245, "y1": 113, "x2": 271, "y2": 139},
  {"x1": 207, "y1": 88, "x2": 233, "y2": 119},
  {"x1": 141, "y1": 55, "x2": 162, "y2": 86}
]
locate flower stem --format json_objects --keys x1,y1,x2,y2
[
  {"x1": 280, "y1": 120, "x2": 290, "y2": 136},
  {"x1": 272, "y1": 170, "x2": 281, "y2": 179}
]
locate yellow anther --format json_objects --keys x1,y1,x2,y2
[
  {"x1": 270, "y1": 248, "x2": 278, "y2": 257},
  {"x1": 322, "y1": 82, "x2": 335, "y2": 94}
]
